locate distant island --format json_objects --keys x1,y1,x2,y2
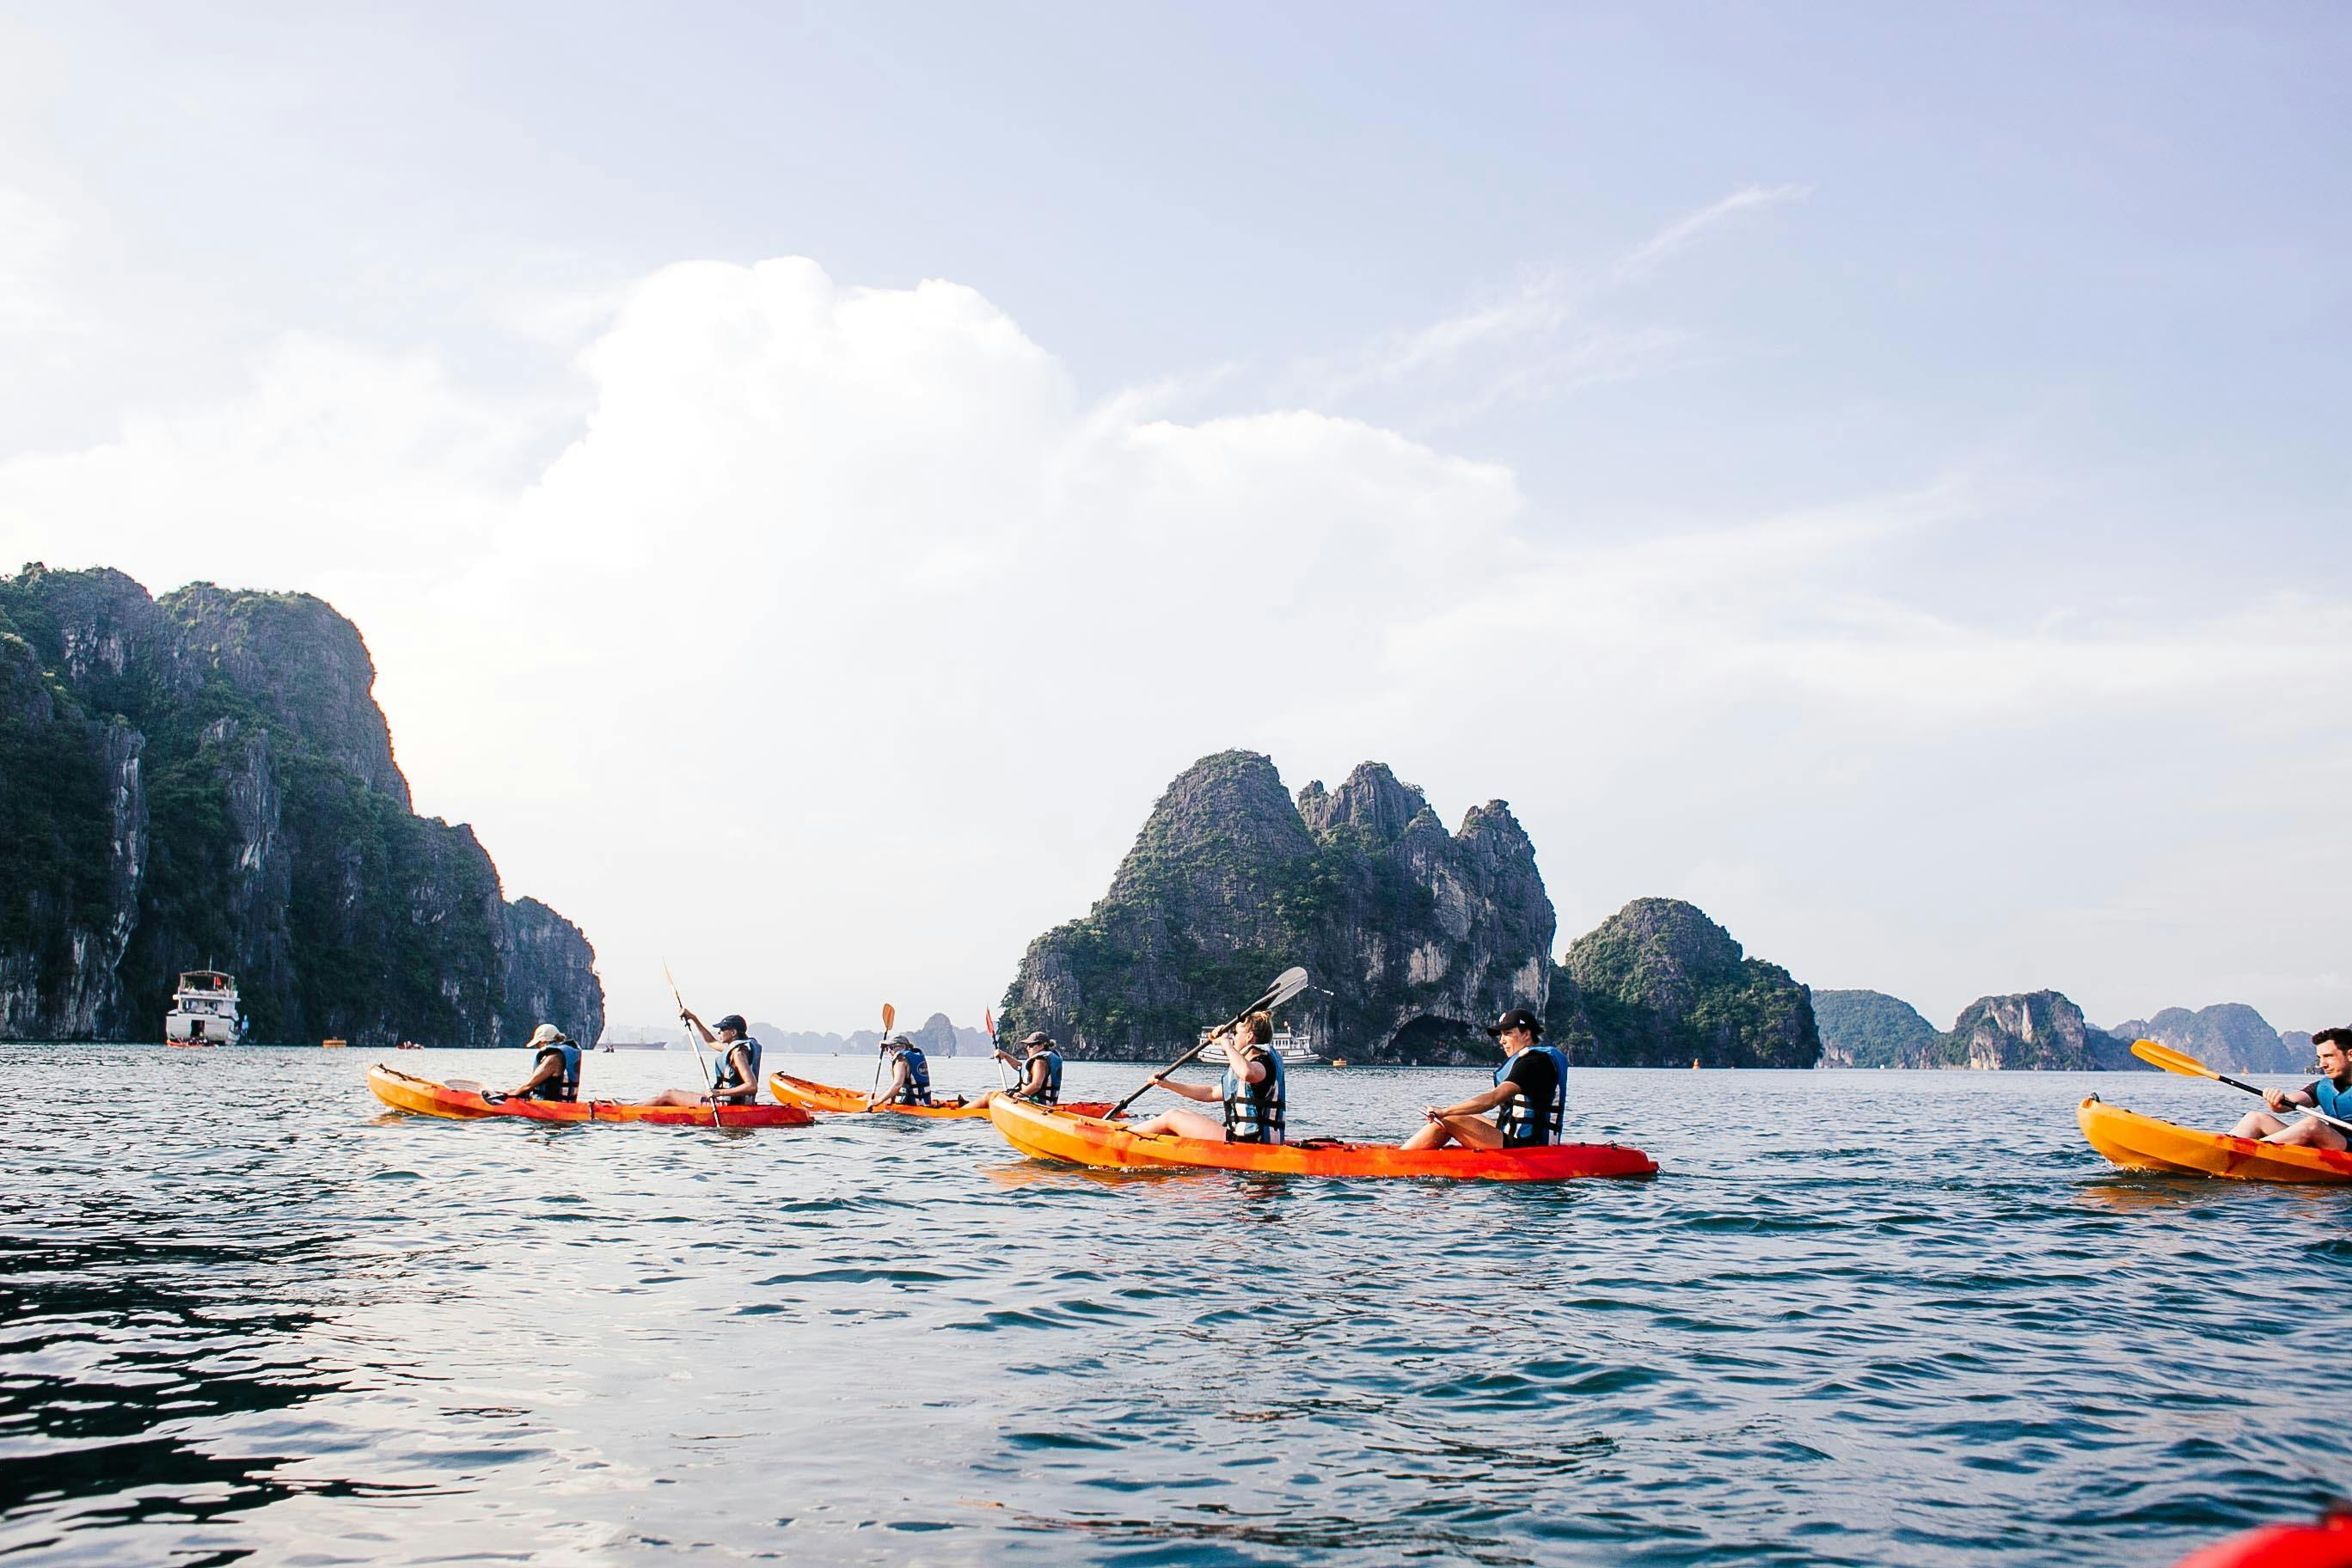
[
  {"x1": 0, "y1": 564, "x2": 603, "y2": 1047},
  {"x1": 993, "y1": 749, "x2": 2322, "y2": 1070}
]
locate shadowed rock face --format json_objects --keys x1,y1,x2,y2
[
  {"x1": 998, "y1": 751, "x2": 1554, "y2": 1064},
  {"x1": 0, "y1": 563, "x2": 602, "y2": 1046},
  {"x1": 1548, "y1": 897, "x2": 1821, "y2": 1069}
]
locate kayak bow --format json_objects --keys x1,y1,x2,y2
[
  {"x1": 368, "y1": 1065, "x2": 815, "y2": 1128},
  {"x1": 987, "y1": 1095, "x2": 1657, "y2": 1182},
  {"x1": 2078, "y1": 1096, "x2": 2352, "y2": 1185}
]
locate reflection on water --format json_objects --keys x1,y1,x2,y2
[{"x1": 0, "y1": 1045, "x2": 2347, "y2": 1566}]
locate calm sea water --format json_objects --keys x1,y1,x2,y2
[{"x1": 3, "y1": 1044, "x2": 2345, "y2": 1566}]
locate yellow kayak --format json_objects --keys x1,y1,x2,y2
[{"x1": 2077, "y1": 1095, "x2": 2352, "y2": 1185}]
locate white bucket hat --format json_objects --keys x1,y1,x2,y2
[{"x1": 526, "y1": 1023, "x2": 565, "y2": 1047}]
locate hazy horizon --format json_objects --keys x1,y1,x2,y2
[{"x1": 4, "y1": 3, "x2": 2345, "y2": 1037}]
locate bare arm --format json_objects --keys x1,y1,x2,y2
[
  {"x1": 1426, "y1": 1081, "x2": 1515, "y2": 1120},
  {"x1": 713, "y1": 1043, "x2": 756, "y2": 1102},
  {"x1": 1153, "y1": 1075, "x2": 1224, "y2": 1104},
  {"x1": 680, "y1": 1008, "x2": 716, "y2": 1046},
  {"x1": 511, "y1": 1056, "x2": 559, "y2": 1095},
  {"x1": 866, "y1": 1059, "x2": 910, "y2": 1112}
]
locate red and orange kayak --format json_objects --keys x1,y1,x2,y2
[
  {"x1": 986, "y1": 1095, "x2": 1657, "y2": 1182},
  {"x1": 2171, "y1": 1514, "x2": 2352, "y2": 1567},
  {"x1": 2078, "y1": 1096, "x2": 2352, "y2": 1185},
  {"x1": 368, "y1": 1065, "x2": 814, "y2": 1128},
  {"x1": 764, "y1": 1071, "x2": 1113, "y2": 1121}
]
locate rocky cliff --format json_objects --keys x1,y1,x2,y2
[
  {"x1": 2108, "y1": 1004, "x2": 2306, "y2": 1075},
  {"x1": 1813, "y1": 989, "x2": 1940, "y2": 1068},
  {"x1": 0, "y1": 563, "x2": 603, "y2": 1046},
  {"x1": 998, "y1": 752, "x2": 1553, "y2": 1063},
  {"x1": 1912, "y1": 991, "x2": 2144, "y2": 1070},
  {"x1": 1547, "y1": 898, "x2": 1821, "y2": 1068}
]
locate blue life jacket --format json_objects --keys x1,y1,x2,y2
[
  {"x1": 1220, "y1": 1047, "x2": 1286, "y2": 1144},
  {"x1": 2312, "y1": 1074, "x2": 2352, "y2": 1126},
  {"x1": 1493, "y1": 1045, "x2": 1569, "y2": 1148},
  {"x1": 527, "y1": 1039, "x2": 581, "y2": 1102},
  {"x1": 1025, "y1": 1047, "x2": 1063, "y2": 1105},
  {"x1": 892, "y1": 1045, "x2": 933, "y2": 1106},
  {"x1": 713, "y1": 1036, "x2": 762, "y2": 1098}
]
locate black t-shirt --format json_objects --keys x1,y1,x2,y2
[{"x1": 1498, "y1": 1049, "x2": 1561, "y2": 1145}]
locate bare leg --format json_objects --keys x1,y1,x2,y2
[
  {"x1": 1126, "y1": 1108, "x2": 1228, "y2": 1141},
  {"x1": 1406, "y1": 1114, "x2": 1507, "y2": 1150},
  {"x1": 2263, "y1": 1115, "x2": 2350, "y2": 1150},
  {"x1": 2230, "y1": 1111, "x2": 2292, "y2": 1139},
  {"x1": 641, "y1": 1087, "x2": 711, "y2": 1107}
]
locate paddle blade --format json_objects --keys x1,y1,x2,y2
[
  {"x1": 1262, "y1": 966, "x2": 1310, "y2": 1012},
  {"x1": 2131, "y1": 1039, "x2": 2219, "y2": 1080},
  {"x1": 882, "y1": 1001, "x2": 896, "y2": 1035},
  {"x1": 984, "y1": 1008, "x2": 995, "y2": 1038}
]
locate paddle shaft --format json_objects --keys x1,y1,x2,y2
[
  {"x1": 665, "y1": 963, "x2": 724, "y2": 1130},
  {"x1": 2216, "y1": 1072, "x2": 2352, "y2": 1135},
  {"x1": 1108, "y1": 967, "x2": 1309, "y2": 1119}
]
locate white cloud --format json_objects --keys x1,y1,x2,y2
[
  {"x1": 1, "y1": 254, "x2": 2343, "y2": 1036},
  {"x1": 1614, "y1": 182, "x2": 1812, "y2": 281}
]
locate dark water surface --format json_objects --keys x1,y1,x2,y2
[{"x1": 3, "y1": 1046, "x2": 2346, "y2": 1565}]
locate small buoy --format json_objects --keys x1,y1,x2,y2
[
  {"x1": 322, "y1": 1038, "x2": 347, "y2": 1049},
  {"x1": 1330, "y1": 1057, "x2": 1349, "y2": 1068}
]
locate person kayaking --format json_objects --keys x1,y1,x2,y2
[
  {"x1": 1400, "y1": 1007, "x2": 1567, "y2": 1150},
  {"x1": 506, "y1": 1023, "x2": 581, "y2": 1102},
  {"x1": 1127, "y1": 1011, "x2": 1284, "y2": 1143},
  {"x1": 1002, "y1": 1030, "x2": 1064, "y2": 1105},
  {"x1": 868, "y1": 1033, "x2": 961, "y2": 1110},
  {"x1": 642, "y1": 1010, "x2": 762, "y2": 1107},
  {"x1": 2227, "y1": 1027, "x2": 2352, "y2": 1150}
]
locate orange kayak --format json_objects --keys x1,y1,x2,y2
[
  {"x1": 2171, "y1": 1514, "x2": 2352, "y2": 1567},
  {"x1": 764, "y1": 1071, "x2": 1112, "y2": 1120},
  {"x1": 2079, "y1": 1096, "x2": 2352, "y2": 1185},
  {"x1": 987, "y1": 1095, "x2": 1657, "y2": 1182},
  {"x1": 368, "y1": 1065, "x2": 814, "y2": 1127}
]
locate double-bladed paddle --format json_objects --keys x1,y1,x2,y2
[
  {"x1": 2130, "y1": 1038, "x2": 2352, "y2": 1135},
  {"x1": 665, "y1": 961, "x2": 723, "y2": 1130},
  {"x1": 986, "y1": 1007, "x2": 1012, "y2": 1093},
  {"x1": 1106, "y1": 966, "x2": 1311, "y2": 1120}
]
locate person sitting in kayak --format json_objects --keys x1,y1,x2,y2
[
  {"x1": 507, "y1": 1023, "x2": 581, "y2": 1102},
  {"x1": 1003, "y1": 1031, "x2": 1063, "y2": 1105},
  {"x1": 642, "y1": 1010, "x2": 762, "y2": 1107},
  {"x1": 1128, "y1": 1011, "x2": 1285, "y2": 1143},
  {"x1": 2228, "y1": 1028, "x2": 2352, "y2": 1150},
  {"x1": 867, "y1": 1034, "x2": 966, "y2": 1110},
  {"x1": 1400, "y1": 1008, "x2": 1566, "y2": 1150}
]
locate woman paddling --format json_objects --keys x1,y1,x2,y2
[
  {"x1": 2227, "y1": 1028, "x2": 2352, "y2": 1151},
  {"x1": 643, "y1": 1010, "x2": 763, "y2": 1108},
  {"x1": 1000, "y1": 1031, "x2": 1064, "y2": 1105},
  {"x1": 1127, "y1": 1011, "x2": 1285, "y2": 1143},
  {"x1": 1400, "y1": 1008, "x2": 1567, "y2": 1151}
]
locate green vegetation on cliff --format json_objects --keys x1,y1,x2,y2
[
  {"x1": 1813, "y1": 989, "x2": 1940, "y2": 1068},
  {"x1": 1001, "y1": 751, "x2": 1553, "y2": 1063},
  {"x1": 0, "y1": 563, "x2": 600, "y2": 1045},
  {"x1": 1549, "y1": 897, "x2": 1821, "y2": 1068}
]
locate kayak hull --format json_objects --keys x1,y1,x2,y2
[
  {"x1": 987, "y1": 1095, "x2": 1657, "y2": 1181},
  {"x1": 2078, "y1": 1096, "x2": 2352, "y2": 1185},
  {"x1": 764, "y1": 1071, "x2": 1112, "y2": 1120},
  {"x1": 368, "y1": 1065, "x2": 814, "y2": 1127}
]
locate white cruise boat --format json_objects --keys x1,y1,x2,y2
[
  {"x1": 165, "y1": 970, "x2": 247, "y2": 1046},
  {"x1": 1197, "y1": 1024, "x2": 1319, "y2": 1067}
]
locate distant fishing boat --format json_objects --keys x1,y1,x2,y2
[
  {"x1": 165, "y1": 970, "x2": 246, "y2": 1046},
  {"x1": 1197, "y1": 1025, "x2": 1320, "y2": 1066}
]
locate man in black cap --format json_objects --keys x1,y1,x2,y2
[
  {"x1": 642, "y1": 1008, "x2": 763, "y2": 1107},
  {"x1": 1398, "y1": 1007, "x2": 1569, "y2": 1150}
]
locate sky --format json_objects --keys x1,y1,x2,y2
[{"x1": 2, "y1": 2, "x2": 2347, "y2": 1038}]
